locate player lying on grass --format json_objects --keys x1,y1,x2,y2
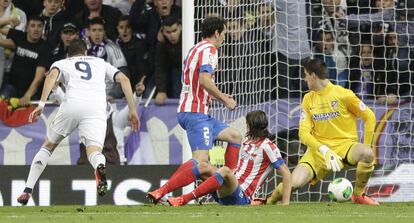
[
  {"x1": 267, "y1": 58, "x2": 379, "y2": 205},
  {"x1": 166, "y1": 110, "x2": 291, "y2": 206}
]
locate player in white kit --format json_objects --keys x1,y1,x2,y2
[{"x1": 17, "y1": 39, "x2": 140, "y2": 205}]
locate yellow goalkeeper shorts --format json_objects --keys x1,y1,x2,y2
[{"x1": 298, "y1": 141, "x2": 358, "y2": 185}]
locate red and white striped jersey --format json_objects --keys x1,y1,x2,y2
[
  {"x1": 178, "y1": 40, "x2": 218, "y2": 114},
  {"x1": 234, "y1": 137, "x2": 285, "y2": 199}
]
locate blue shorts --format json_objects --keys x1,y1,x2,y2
[
  {"x1": 211, "y1": 186, "x2": 251, "y2": 205},
  {"x1": 177, "y1": 112, "x2": 228, "y2": 151}
]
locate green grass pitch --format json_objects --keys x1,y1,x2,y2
[{"x1": 1, "y1": 203, "x2": 413, "y2": 223}]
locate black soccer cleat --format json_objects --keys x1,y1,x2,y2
[
  {"x1": 95, "y1": 164, "x2": 108, "y2": 196},
  {"x1": 17, "y1": 192, "x2": 31, "y2": 205}
]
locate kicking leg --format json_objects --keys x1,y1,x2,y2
[
  {"x1": 17, "y1": 139, "x2": 58, "y2": 205},
  {"x1": 148, "y1": 151, "x2": 215, "y2": 204},
  {"x1": 168, "y1": 166, "x2": 237, "y2": 206},
  {"x1": 267, "y1": 163, "x2": 313, "y2": 204}
]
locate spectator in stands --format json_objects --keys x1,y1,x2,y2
[
  {"x1": 51, "y1": 22, "x2": 79, "y2": 62},
  {"x1": 0, "y1": 16, "x2": 49, "y2": 106},
  {"x1": 275, "y1": 0, "x2": 311, "y2": 98},
  {"x1": 73, "y1": 0, "x2": 122, "y2": 41},
  {"x1": 13, "y1": 0, "x2": 43, "y2": 18},
  {"x1": 220, "y1": 15, "x2": 271, "y2": 105},
  {"x1": 337, "y1": 0, "x2": 414, "y2": 100},
  {"x1": 255, "y1": 1, "x2": 275, "y2": 102},
  {"x1": 116, "y1": 15, "x2": 148, "y2": 88},
  {"x1": 154, "y1": 16, "x2": 181, "y2": 105},
  {"x1": 40, "y1": 0, "x2": 67, "y2": 50},
  {"x1": 312, "y1": 0, "x2": 350, "y2": 87},
  {"x1": 84, "y1": 16, "x2": 129, "y2": 99},
  {"x1": 129, "y1": 0, "x2": 181, "y2": 97},
  {"x1": 0, "y1": 0, "x2": 26, "y2": 89},
  {"x1": 130, "y1": 0, "x2": 181, "y2": 45},
  {"x1": 63, "y1": 0, "x2": 86, "y2": 19},
  {"x1": 349, "y1": 43, "x2": 398, "y2": 103},
  {"x1": 102, "y1": 0, "x2": 132, "y2": 15},
  {"x1": 313, "y1": 30, "x2": 348, "y2": 87}
]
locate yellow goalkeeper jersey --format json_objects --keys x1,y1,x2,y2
[{"x1": 299, "y1": 82, "x2": 376, "y2": 150}]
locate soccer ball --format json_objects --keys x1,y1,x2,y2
[{"x1": 327, "y1": 178, "x2": 353, "y2": 202}]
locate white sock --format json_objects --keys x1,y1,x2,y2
[
  {"x1": 88, "y1": 151, "x2": 106, "y2": 170},
  {"x1": 25, "y1": 148, "x2": 52, "y2": 190}
]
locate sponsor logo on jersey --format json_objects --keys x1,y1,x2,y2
[{"x1": 312, "y1": 111, "x2": 340, "y2": 121}]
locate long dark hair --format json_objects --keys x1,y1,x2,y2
[{"x1": 246, "y1": 110, "x2": 272, "y2": 139}]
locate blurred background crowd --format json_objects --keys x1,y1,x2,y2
[{"x1": 0, "y1": 0, "x2": 412, "y2": 106}]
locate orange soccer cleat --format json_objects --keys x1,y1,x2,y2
[
  {"x1": 167, "y1": 196, "x2": 186, "y2": 206},
  {"x1": 95, "y1": 164, "x2": 108, "y2": 196},
  {"x1": 147, "y1": 189, "x2": 165, "y2": 205},
  {"x1": 351, "y1": 194, "x2": 380, "y2": 205}
]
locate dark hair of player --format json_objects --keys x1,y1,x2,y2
[
  {"x1": 303, "y1": 58, "x2": 329, "y2": 79},
  {"x1": 68, "y1": 39, "x2": 87, "y2": 57},
  {"x1": 201, "y1": 16, "x2": 226, "y2": 39},
  {"x1": 246, "y1": 110, "x2": 272, "y2": 139}
]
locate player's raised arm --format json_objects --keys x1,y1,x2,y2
[{"x1": 115, "y1": 72, "x2": 140, "y2": 131}]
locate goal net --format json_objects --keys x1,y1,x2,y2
[{"x1": 193, "y1": 0, "x2": 414, "y2": 203}]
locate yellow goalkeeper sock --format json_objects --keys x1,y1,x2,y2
[
  {"x1": 354, "y1": 161, "x2": 374, "y2": 196},
  {"x1": 267, "y1": 183, "x2": 283, "y2": 204}
]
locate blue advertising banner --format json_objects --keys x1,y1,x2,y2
[{"x1": 0, "y1": 99, "x2": 413, "y2": 167}]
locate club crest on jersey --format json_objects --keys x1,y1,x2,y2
[
  {"x1": 331, "y1": 100, "x2": 338, "y2": 109},
  {"x1": 208, "y1": 54, "x2": 215, "y2": 65}
]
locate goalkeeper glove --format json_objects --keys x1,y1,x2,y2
[{"x1": 319, "y1": 145, "x2": 343, "y2": 172}]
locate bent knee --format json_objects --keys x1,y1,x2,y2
[
  {"x1": 228, "y1": 130, "x2": 242, "y2": 143},
  {"x1": 197, "y1": 161, "x2": 215, "y2": 175},
  {"x1": 218, "y1": 166, "x2": 233, "y2": 178},
  {"x1": 359, "y1": 148, "x2": 375, "y2": 163},
  {"x1": 42, "y1": 139, "x2": 58, "y2": 152}
]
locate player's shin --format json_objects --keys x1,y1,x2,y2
[
  {"x1": 225, "y1": 143, "x2": 241, "y2": 170},
  {"x1": 354, "y1": 161, "x2": 375, "y2": 196},
  {"x1": 25, "y1": 147, "x2": 52, "y2": 191},
  {"x1": 159, "y1": 161, "x2": 201, "y2": 195},
  {"x1": 267, "y1": 183, "x2": 283, "y2": 204},
  {"x1": 169, "y1": 159, "x2": 199, "y2": 179},
  {"x1": 181, "y1": 172, "x2": 224, "y2": 204}
]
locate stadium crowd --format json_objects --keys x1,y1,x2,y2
[{"x1": 0, "y1": 0, "x2": 413, "y2": 165}]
